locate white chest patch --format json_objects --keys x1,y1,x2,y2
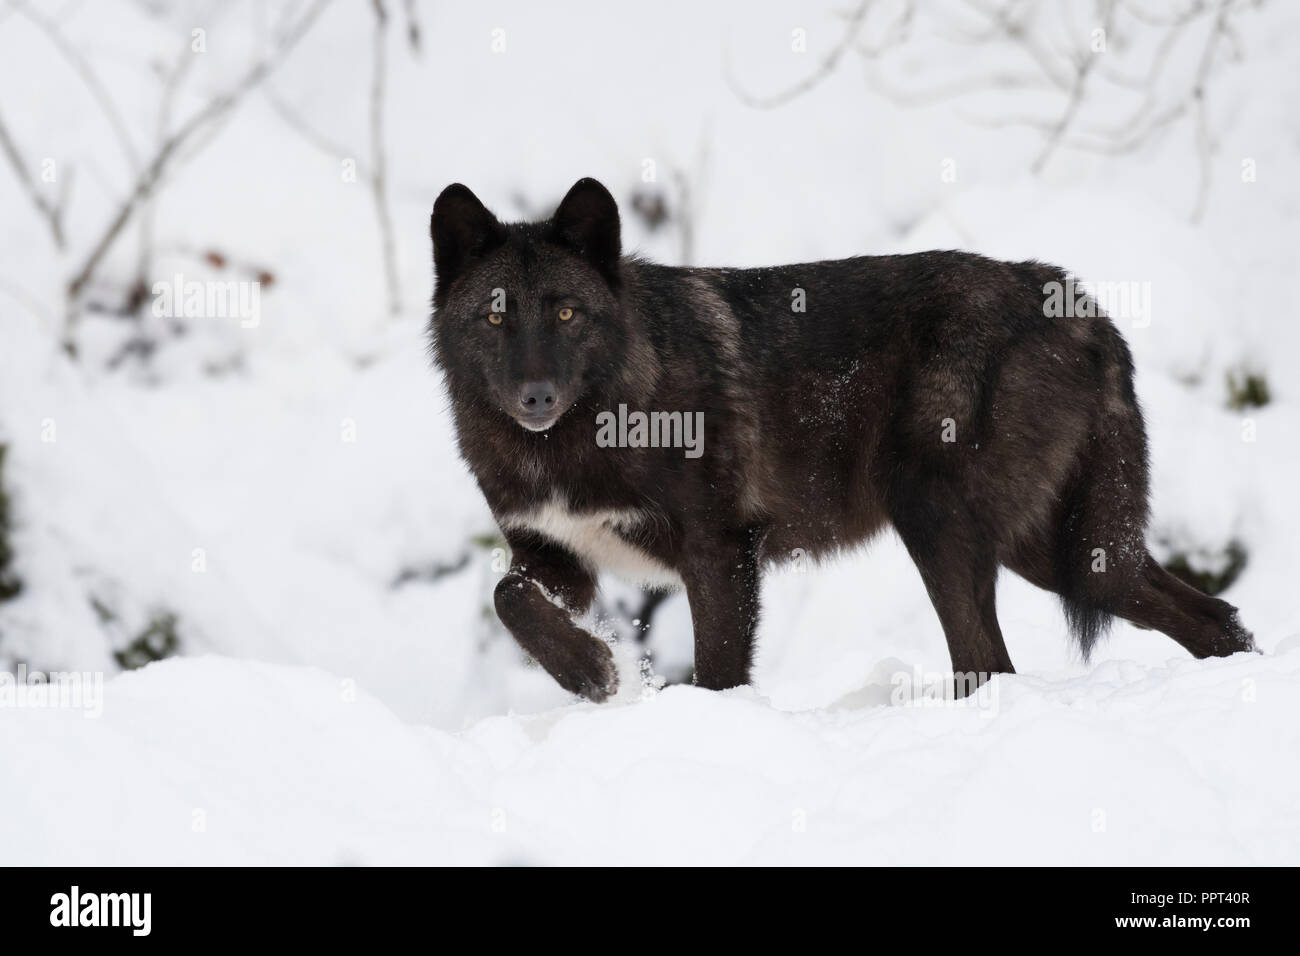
[{"x1": 499, "y1": 498, "x2": 682, "y2": 588}]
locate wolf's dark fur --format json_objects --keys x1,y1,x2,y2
[{"x1": 429, "y1": 178, "x2": 1255, "y2": 701}]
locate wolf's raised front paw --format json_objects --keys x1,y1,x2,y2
[
  {"x1": 549, "y1": 631, "x2": 618, "y2": 703},
  {"x1": 495, "y1": 574, "x2": 619, "y2": 702}
]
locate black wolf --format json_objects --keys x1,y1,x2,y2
[{"x1": 429, "y1": 178, "x2": 1254, "y2": 701}]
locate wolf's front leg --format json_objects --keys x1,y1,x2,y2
[
  {"x1": 493, "y1": 533, "x2": 615, "y2": 702},
  {"x1": 681, "y1": 527, "x2": 762, "y2": 690}
]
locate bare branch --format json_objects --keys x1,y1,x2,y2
[
  {"x1": 263, "y1": 85, "x2": 368, "y2": 175},
  {"x1": 802, "y1": 0, "x2": 1252, "y2": 221},
  {"x1": 370, "y1": 0, "x2": 401, "y2": 317},
  {"x1": 1189, "y1": 0, "x2": 1232, "y2": 222},
  {"x1": 402, "y1": 0, "x2": 421, "y2": 55},
  {"x1": 0, "y1": 276, "x2": 56, "y2": 326},
  {"x1": 671, "y1": 128, "x2": 712, "y2": 266},
  {"x1": 957, "y1": 110, "x2": 1058, "y2": 133},
  {"x1": 1096, "y1": 0, "x2": 1201, "y2": 91},
  {"x1": 961, "y1": 0, "x2": 1076, "y2": 89},
  {"x1": 1032, "y1": 1, "x2": 1118, "y2": 173},
  {"x1": 133, "y1": 26, "x2": 208, "y2": 315},
  {"x1": 14, "y1": 2, "x2": 141, "y2": 174},
  {"x1": 0, "y1": 106, "x2": 65, "y2": 248},
  {"x1": 727, "y1": 0, "x2": 873, "y2": 109},
  {"x1": 856, "y1": 0, "x2": 915, "y2": 56},
  {"x1": 1120, "y1": 0, "x2": 1210, "y2": 28},
  {"x1": 1062, "y1": 101, "x2": 1191, "y2": 154},
  {"x1": 65, "y1": 0, "x2": 333, "y2": 305},
  {"x1": 864, "y1": 65, "x2": 1053, "y2": 107}
]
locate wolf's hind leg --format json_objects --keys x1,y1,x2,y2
[
  {"x1": 888, "y1": 491, "x2": 1014, "y2": 693},
  {"x1": 1005, "y1": 538, "x2": 1255, "y2": 660},
  {"x1": 1116, "y1": 555, "x2": 1256, "y2": 658}
]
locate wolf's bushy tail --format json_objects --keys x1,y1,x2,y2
[{"x1": 1054, "y1": 326, "x2": 1151, "y2": 658}]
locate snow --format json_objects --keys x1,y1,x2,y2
[
  {"x1": 2, "y1": 1, "x2": 1299, "y2": 865},
  {"x1": 2, "y1": 647, "x2": 1297, "y2": 865}
]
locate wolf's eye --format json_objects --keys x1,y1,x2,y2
[
  {"x1": 487, "y1": 313, "x2": 503, "y2": 326},
  {"x1": 557, "y1": 307, "x2": 574, "y2": 321}
]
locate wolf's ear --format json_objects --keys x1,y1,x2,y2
[
  {"x1": 552, "y1": 178, "x2": 621, "y2": 282},
  {"x1": 431, "y1": 184, "x2": 505, "y2": 289}
]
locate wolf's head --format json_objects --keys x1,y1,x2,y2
[{"x1": 430, "y1": 178, "x2": 651, "y2": 434}]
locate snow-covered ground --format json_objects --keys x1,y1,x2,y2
[
  {"x1": 4, "y1": 647, "x2": 1299, "y2": 866},
  {"x1": 1, "y1": 1, "x2": 1297, "y2": 865},
  {"x1": 0, "y1": 650, "x2": 1294, "y2": 868}
]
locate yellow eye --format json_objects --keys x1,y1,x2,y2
[
  {"x1": 557, "y1": 307, "x2": 574, "y2": 321},
  {"x1": 487, "y1": 313, "x2": 503, "y2": 326}
]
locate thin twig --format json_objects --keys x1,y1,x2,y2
[
  {"x1": 370, "y1": 0, "x2": 401, "y2": 317},
  {"x1": 726, "y1": 0, "x2": 873, "y2": 109},
  {"x1": 1189, "y1": 0, "x2": 1232, "y2": 222},
  {"x1": 0, "y1": 106, "x2": 66, "y2": 248},
  {"x1": 864, "y1": 66, "x2": 1053, "y2": 107},
  {"x1": 14, "y1": 2, "x2": 140, "y2": 174},
  {"x1": 263, "y1": 85, "x2": 370, "y2": 177},
  {"x1": 962, "y1": 0, "x2": 1075, "y2": 89},
  {"x1": 65, "y1": 0, "x2": 332, "y2": 309},
  {"x1": 1032, "y1": 0, "x2": 1117, "y2": 173},
  {"x1": 401, "y1": 0, "x2": 421, "y2": 54},
  {"x1": 132, "y1": 33, "x2": 203, "y2": 314}
]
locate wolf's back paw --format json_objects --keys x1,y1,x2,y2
[{"x1": 1213, "y1": 611, "x2": 1258, "y2": 656}]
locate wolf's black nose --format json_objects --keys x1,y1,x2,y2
[{"x1": 519, "y1": 381, "x2": 557, "y2": 410}]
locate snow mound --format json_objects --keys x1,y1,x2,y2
[{"x1": 2, "y1": 649, "x2": 1296, "y2": 865}]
